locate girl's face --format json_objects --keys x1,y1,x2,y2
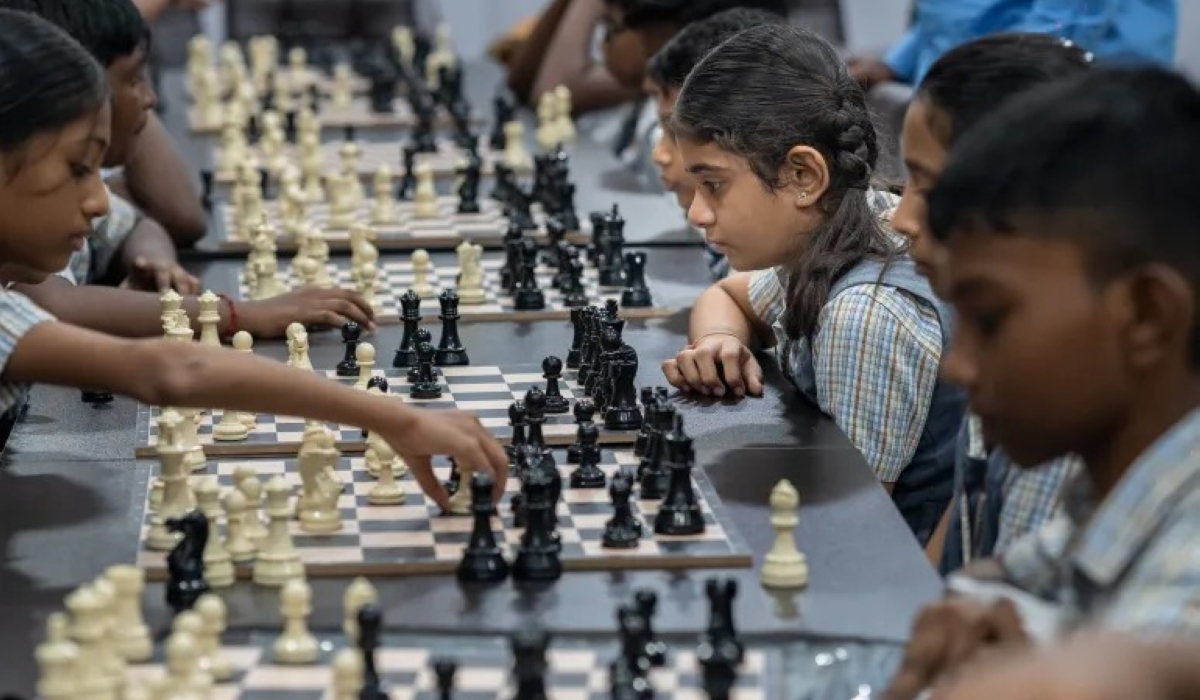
[
  {"x1": 0, "y1": 106, "x2": 112, "y2": 282},
  {"x1": 892, "y1": 98, "x2": 951, "y2": 293},
  {"x1": 677, "y1": 137, "x2": 826, "y2": 271},
  {"x1": 649, "y1": 86, "x2": 693, "y2": 211}
]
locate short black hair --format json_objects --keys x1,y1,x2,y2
[
  {"x1": 612, "y1": 0, "x2": 788, "y2": 30},
  {"x1": 0, "y1": 9, "x2": 108, "y2": 159},
  {"x1": 0, "y1": 0, "x2": 148, "y2": 67},
  {"x1": 928, "y1": 66, "x2": 1200, "y2": 365},
  {"x1": 917, "y1": 33, "x2": 1092, "y2": 145},
  {"x1": 646, "y1": 7, "x2": 784, "y2": 91}
]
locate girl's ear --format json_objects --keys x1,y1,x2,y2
[{"x1": 781, "y1": 146, "x2": 830, "y2": 209}]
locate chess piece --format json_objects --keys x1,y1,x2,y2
[
  {"x1": 503, "y1": 121, "x2": 531, "y2": 169},
  {"x1": 508, "y1": 627, "x2": 551, "y2": 700},
  {"x1": 232, "y1": 331, "x2": 259, "y2": 429},
  {"x1": 354, "y1": 342, "x2": 376, "y2": 389},
  {"x1": 196, "y1": 290, "x2": 222, "y2": 346},
  {"x1": 456, "y1": 472, "x2": 510, "y2": 583},
  {"x1": 566, "y1": 399, "x2": 594, "y2": 464},
  {"x1": 35, "y1": 613, "x2": 79, "y2": 700},
  {"x1": 621, "y1": 251, "x2": 653, "y2": 308},
  {"x1": 234, "y1": 466, "x2": 269, "y2": 542},
  {"x1": 193, "y1": 477, "x2": 235, "y2": 587},
  {"x1": 105, "y1": 565, "x2": 153, "y2": 662},
  {"x1": 513, "y1": 240, "x2": 546, "y2": 311},
  {"x1": 443, "y1": 457, "x2": 461, "y2": 495},
  {"x1": 371, "y1": 164, "x2": 398, "y2": 224},
  {"x1": 541, "y1": 355, "x2": 569, "y2": 413},
  {"x1": 445, "y1": 459, "x2": 474, "y2": 514},
  {"x1": 653, "y1": 414, "x2": 705, "y2": 536},
  {"x1": 393, "y1": 290, "x2": 422, "y2": 367},
  {"x1": 194, "y1": 594, "x2": 233, "y2": 681},
  {"x1": 602, "y1": 473, "x2": 642, "y2": 549},
  {"x1": 511, "y1": 470, "x2": 562, "y2": 582},
  {"x1": 213, "y1": 403, "x2": 251, "y2": 442},
  {"x1": 337, "y1": 321, "x2": 362, "y2": 377},
  {"x1": 409, "y1": 341, "x2": 442, "y2": 399},
  {"x1": 342, "y1": 576, "x2": 379, "y2": 642},
  {"x1": 553, "y1": 85, "x2": 577, "y2": 143},
  {"x1": 296, "y1": 429, "x2": 345, "y2": 533},
  {"x1": 632, "y1": 589, "x2": 668, "y2": 666},
  {"x1": 700, "y1": 577, "x2": 744, "y2": 665},
  {"x1": 396, "y1": 145, "x2": 417, "y2": 200},
  {"x1": 164, "y1": 510, "x2": 211, "y2": 612},
  {"x1": 274, "y1": 578, "x2": 319, "y2": 664},
  {"x1": 411, "y1": 161, "x2": 439, "y2": 219},
  {"x1": 357, "y1": 604, "x2": 387, "y2": 700},
  {"x1": 759, "y1": 479, "x2": 809, "y2": 589},
  {"x1": 286, "y1": 322, "x2": 313, "y2": 370},
  {"x1": 411, "y1": 248, "x2": 436, "y2": 298},
  {"x1": 567, "y1": 307, "x2": 585, "y2": 369},
  {"x1": 366, "y1": 428, "x2": 407, "y2": 505},
  {"x1": 456, "y1": 158, "x2": 482, "y2": 214},
  {"x1": 568, "y1": 423, "x2": 606, "y2": 488},
  {"x1": 222, "y1": 487, "x2": 257, "y2": 563},
  {"x1": 331, "y1": 647, "x2": 364, "y2": 700},
  {"x1": 434, "y1": 290, "x2": 469, "y2": 366},
  {"x1": 251, "y1": 476, "x2": 305, "y2": 586},
  {"x1": 456, "y1": 240, "x2": 486, "y2": 304},
  {"x1": 433, "y1": 658, "x2": 457, "y2": 700}
]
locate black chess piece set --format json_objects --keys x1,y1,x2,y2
[
  {"x1": 491, "y1": 143, "x2": 578, "y2": 236},
  {"x1": 565, "y1": 301, "x2": 647, "y2": 430},
  {"x1": 359, "y1": 584, "x2": 742, "y2": 700},
  {"x1": 500, "y1": 216, "x2": 654, "y2": 313}
]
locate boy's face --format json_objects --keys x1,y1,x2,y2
[
  {"x1": 649, "y1": 84, "x2": 694, "y2": 210},
  {"x1": 104, "y1": 46, "x2": 157, "y2": 168},
  {"x1": 0, "y1": 107, "x2": 112, "y2": 282},
  {"x1": 939, "y1": 228, "x2": 1133, "y2": 468},
  {"x1": 892, "y1": 99, "x2": 951, "y2": 293}
]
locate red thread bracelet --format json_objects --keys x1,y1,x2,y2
[{"x1": 216, "y1": 293, "x2": 239, "y2": 339}]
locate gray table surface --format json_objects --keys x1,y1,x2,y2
[{"x1": 0, "y1": 71, "x2": 939, "y2": 695}]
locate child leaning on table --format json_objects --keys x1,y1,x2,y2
[
  {"x1": 0, "y1": 9, "x2": 507, "y2": 510},
  {"x1": 659, "y1": 23, "x2": 965, "y2": 545},
  {"x1": 882, "y1": 66, "x2": 1200, "y2": 700}
]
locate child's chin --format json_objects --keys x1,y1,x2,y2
[{"x1": 0, "y1": 263, "x2": 53, "y2": 286}]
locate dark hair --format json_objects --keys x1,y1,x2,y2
[
  {"x1": 0, "y1": 0, "x2": 148, "y2": 67},
  {"x1": 672, "y1": 23, "x2": 893, "y2": 341},
  {"x1": 917, "y1": 33, "x2": 1092, "y2": 146},
  {"x1": 613, "y1": 0, "x2": 788, "y2": 30},
  {"x1": 646, "y1": 8, "x2": 784, "y2": 90},
  {"x1": 0, "y1": 9, "x2": 109, "y2": 158},
  {"x1": 928, "y1": 66, "x2": 1200, "y2": 366}
]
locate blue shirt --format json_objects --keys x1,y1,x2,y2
[{"x1": 885, "y1": 0, "x2": 1178, "y2": 84}]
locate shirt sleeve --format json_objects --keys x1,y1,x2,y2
[
  {"x1": 810, "y1": 285, "x2": 943, "y2": 483},
  {"x1": 747, "y1": 268, "x2": 787, "y2": 329},
  {"x1": 0, "y1": 290, "x2": 53, "y2": 411},
  {"x1": 999, "y1": 513, "x2": 1075, "y2": 598},
  {"x1": 86, "y1": 190, "x2": 140, "y2": 283},
  {"x1": 882, "y1": 26, "x2": 923, "y2": 84}
]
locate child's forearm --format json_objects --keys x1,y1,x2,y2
[
  {"x1": 13, "y1": 279, "x2": 230, "y2": 339},
  {"x1": 507, "y1": 0, "x2": 575, "y2": 102},
  {"x1": 118, "y1": 114, "x2": 207, "y2": 246},
  {"x1": 109, "y1": 217, "x2": 179, "y2": 280},
  {"x1": 688, "y1": 282, "x2": 758, "y2": 346},
  {"x1": 6, "y1": 322, "x2": 412, "y2": 436}
]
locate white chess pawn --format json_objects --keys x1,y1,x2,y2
[
  {"x1": 234, "y1": 466, "x2": 269, "y2": 543},
  {"x1": 193, "y1": 476, "x2": 235, "y2": 588},
  {"x1": 35, "y1": 613, "x2": 78, "y2": 700},
  {"x1": 162, "y1": 629, "x2": 211, "y2": 700},
  {"x1": 760, "y1": 479, "x2": 809, "y2": 589},
  {"x1": 193, "y1": 595, "x2": 233, "y2": 681},
  {"x1": 371, "y1": 164, "x2": 397, "y2": 224},
  {"x1": 273, "y1": 579, "x2": 319, "y2": 664},
  {"x1": 553, "y1": 85, "x2": 577, "y2": 144},
  {"x1": 410, "y1": 249, "x2": 435, "y2": 299},
  {"x1": 503, "y1": 121, "x2": 532, "y2": 169},
  {"x1": 353, "y1": 342, "x2": 376, "y2": 389},
  {"x1": 366, "y1": 432, "x2": 406, "y2": 505},
  {"x1": 331, "y1": 62, "x2": 353, "y2": 109},
  {"x1": 105, "y1": 565, "x2": 153, "y2": 662},
  {"x1": 456, "y1": 240, "x2": 486, "y2": 304},
  {"x1": 221, "y1": 487, "x2": 257, "y2": 563},
  {"x1": 251, "y1": 476, "x2": 305, "y2": 586},
  {"x1": 232, "y1": 331, "x2": 259, "y2": 430},
  {"x1": 536, "y1": 91, "x2": 560, "y2": 151},
  {"x1": 411, "y1": 162, "x2": 438, "y2": 219},
  {"x1": 325, "y1": 173, "x2": 355, "y2": 231},
  {"x1": 167, "y1": 613, "x2": 213, "y2": 695},
  {"x1": 357, "y1": 261, "x2": 380, "y2": 313}
]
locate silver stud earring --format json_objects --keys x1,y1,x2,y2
[{"x1": 796, "y1": 192, "x2": 808, "y2": 204}]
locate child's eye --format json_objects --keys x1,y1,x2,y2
[
  {"x1": 703, "y1": 181, "x2": 722, "y2": 193},
  {"x1": 70, "y1": 164, "x2": 93, "y2": 179},
  {"x1": 971, "y1": 310, "x2": 1006, "y2": 337}
]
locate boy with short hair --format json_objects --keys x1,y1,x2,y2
[
  {"x1": 2, "y1": 0, "x2": 377, "y2": 340},
  {"x1": 0, "y1": 0, "x2": 208, "y2": 246},
  {"x1": 883, "y1": 66, "x2": 1200, "y2": 699},
  {"x1": 643, "y1": 7, "x2": 785, "y2": 279}
]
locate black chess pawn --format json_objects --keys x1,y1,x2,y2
[
  {"x1": 566, "y1": 399, "x2": 595, "y2": 464},
  {"x1": 357, "y1": 604, "x2": 388, "y2": 700},
  {"x1": 396, "y1": 146, "x2": 417, "y2": 200},
  {"x1": 632, "y1": 590, "x2": 668, "y2": 667},
  {"x1": 697, "y1": 638, "x2": 740, "y2": 700},
  {"x1": 456, "y1": 472, "x2": 510, "y2": 583},
  {"x1": 508, "y1": 627, "x2": 552, "y2": 700},
  {"x1": 702, "y1": 577, "x2": 744, "y2": 664},
  {"x1": 568, "y1": 423, "x2": 606, "y2": 489},
  {"x1": 434, "y1": 290, "x2": 470, "y2": 366},
  {"x1": 540, "y1": 356, "x2": 569, "y2": 414},
  {"x1": 633, "y1": 388, "x2": 656, "y2": 458},
  {"x1": 620, "y1": 251, "x2": 653, "y2": 308},
  {"x1": 602, "y1": 472, "x2": 642, "y2": 549},
  {"x1": 562, "y1": 257, "x2": 589, "y2": 308},
  {"x1": 566, "y1": 307, "x2": 585, "y2": 370},
  {"x1": 432, "y1": 658, "x2": 457, "y2": 700},
  {"x1": 506, "y1": 400, "x2": 528, "y2": 473},
  {"x1": 337, "y1": 321, "x2": 363, "y2": 376},
  {"x1": 164, "y1": 511, "x2": 210, "y2": 612},
  {"x1": 409, "y1": 341, "x2": 442, "y2": 399}
]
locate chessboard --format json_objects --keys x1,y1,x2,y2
[
  {"x1": 236, "y1": 253, "x2": 673, "y2": 324},
  {"x1": 133, "y1": 366, "x2": 640, "y2": 458},
  {"x1": 211, "y1": 136, "x2": 528, "y2": 186},
  {"x1": 134, "y1": 448, "x2": 753, "y2": 579},
  {"x1": 122, "y1": 629, "x2": 774, "y2": 700},
  {"x1": 212, "y1": 197, "x2": 585, "y2": 253}
]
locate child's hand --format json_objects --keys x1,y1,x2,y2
[
  {"x1": 662, "y1": 333, "x2": 763, "y2": 398},
  {"x1": 126, "y1": 256, "x2": 202, "y2": 295},
  {"x1": 380, "y1": 409, "x2": 510, "y2": 511},
  {"x1": 884, "y1": 597, "x2": 1030, "y2": 700},
  {"x1": 240, "y1": 287, "x2": 376, "y2": 338},
  {"x1": 930, "y1": 633, "x2": 1182, "y2": 700}
]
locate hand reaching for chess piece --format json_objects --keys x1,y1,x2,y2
[
  {"x1": 239, "y1": 286, "x2": 377, "y2": 338},
  {"x1": 662, "y1": 332, "x2": 763, "y2": 398},
  {"x1": 382, "y1": 409, "x2": 510, "y2": 511}
]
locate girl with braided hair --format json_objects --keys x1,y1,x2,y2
[{"x1": 661, "y1": 22, "x2": 963, "y2": 543}]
